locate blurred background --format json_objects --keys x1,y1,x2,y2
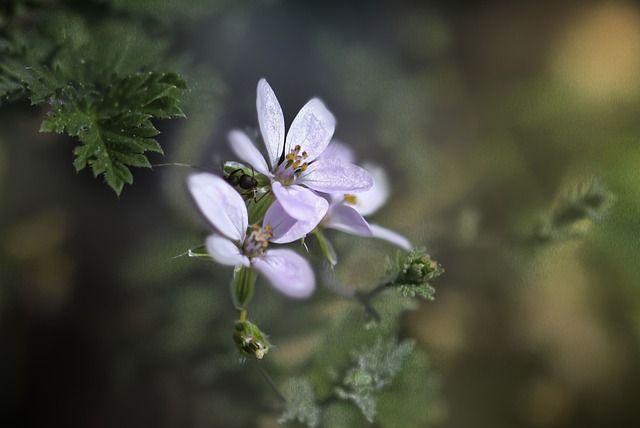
[{"x1": 2, "y1": 0, "x2": 640, "y2": 427}]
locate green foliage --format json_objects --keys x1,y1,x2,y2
[
  {"x1": 385, "y1": 248, "x2": 444, "y2": 300},
  {"x1": 40, "y1": 71, "x2": 186, "y2": 195},
  {"x1": 108, "y1": 0, "x2": 232, "y2": 25},
  {"x1": 274, "y1": 280, "x2": 443, "y2": 426},
  {"x1": 335, "y1": 338, "x2": 415, "y2": 423},
  {"x1": 0, "y1": 3, "x2": 192, "y2": 194},
  {"x1": 533, "y1": 177, "x2": 614, "y2": 243},
  {"x1": 279, "y1": 378, "x2": 322, "y2": 428}
]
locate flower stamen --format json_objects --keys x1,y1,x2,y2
[
  {"x1": 243, "y1": 224, "x2": 273, "y2": 257},
  {"x1": 276, "y1": 145, "x2": 312, "y2": 181},
  {"x1": 344, "y1": 194, "x2": 358, "y2": 205}
]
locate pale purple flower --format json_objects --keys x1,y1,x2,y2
[
  {"x1": 228, "y1": 79, "x2": 373, "y2": 222},
  {"x1": 187, "y1": 172, "x2": 315, "y2": 298},
  {"x1": 320, "y1": 143, "x2": 412, "y2": 250}
]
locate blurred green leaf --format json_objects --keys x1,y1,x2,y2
[{"x1": 279, "y1": 378, "x2": 322, "y2": 428}]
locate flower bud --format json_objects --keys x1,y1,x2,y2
[
  {"x1": 233, "y1": 319, "x2": 271, "y2": 359},
  {"x1": 393, "y1": 250, "x2": 443, "y2": 286}
]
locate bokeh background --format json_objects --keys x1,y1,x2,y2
[{"x1": 2, "y1": 0, "x2": 640, "y2": 427}]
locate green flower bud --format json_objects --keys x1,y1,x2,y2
[
  {"x1": 394, "y1": 250, "x2": 442, "y2": 286},
  {"x1": 233, "y1": 319, "x2": 271, "y2": 359}
]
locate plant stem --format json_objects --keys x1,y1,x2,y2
[{"x1": 253, "y1": 360, "x2": 286, "y2": 403}]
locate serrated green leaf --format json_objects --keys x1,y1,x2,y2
[
  {"x1": 1, "y1": 8, "x2": 192, "y2": 195},
  {"x1": 112, "y1": 151, "x2": 152, "y2": 168},
  {"x1": 35, "y1": 71, "x2": 185, "y2": 195}
]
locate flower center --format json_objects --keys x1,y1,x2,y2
[
  {"x1": 243, "y1": 224, "x2": 273, "y2": 257},
  {"x1": 274, "y1": 145, "x2": 309, "y2": 183}
]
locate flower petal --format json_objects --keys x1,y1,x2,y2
[
  {"x1": 187, "y1": 173, "x2": 248, "y2": 241},
  {"x1": 317, "y1": 140, "x2": 355, "y2": 163},
  {"x1": 369, "y1": 223, "x2": 412, "y2": 250},
  {"x1": 271, "y1": 182, "x2": 329, "y2": 221},
  {"x1": 285, "y1": 98, "x2": 335, "y2": 162},
  {"x1": 265, "y1": 199, "x2": 326, "y2": 243},
  {"x1": 206, "y1": 234, "x2": 250, "y2": 266},
  {"x1": 228, "y1": 130, "x2": 272, "y2": 177},
  {"x1": 348, "y1": 162, "x2": 389, "y2": 216},
  {"x1": 324, "y1": 204, "x2": 373, "y2": 237},
  {"x1": 252, "y1": 249, "x2": 315, "y2": 298},
  {"x1": 256, "y1": 79, "x2": 285, "y2": 169},
  {"x1": 297, "y1": 159, "x2": 373, "y2": 193}
]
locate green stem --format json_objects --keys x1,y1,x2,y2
[{"x1": 253, "y1": 360, "x2": 286, "y2": 403}]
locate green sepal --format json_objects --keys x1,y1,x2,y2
[
  {"x1": 186, "y1": 244, "x2": 210, "y2": 260},
  {"x1": 314, "y1": 228, "x2": 338, "y2": 267},
  {"x1": 233, "y1": 319, "x2": 271, "y2": 359},
  {"x1": 231, "y1": 265, "x2": 257, "y2": 310},
  {"x1": 247, "y1": 190, "x2": 275, "y2": 225}
]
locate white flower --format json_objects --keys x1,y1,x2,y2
[
  {"x1": 228, "y1": 79, "x2": 373, "y2": 223},
  {"x1": 188, "y1": 172, "x2": 315, "y2": 298},
  {"x1": 320, "y1": 142, "x2": 412, "y2": 250}
]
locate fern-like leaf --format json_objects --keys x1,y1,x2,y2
[
  {"x1": 279, "y1": 378, "x2": 321, "y2": 428},
  {"x1": 39, "y1": 71, "x2": 186, "y2": 195}
]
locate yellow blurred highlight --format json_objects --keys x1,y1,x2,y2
[
  {"x1": 551, "y1": 2, "x2": 640, "y2": 103},
  {"x1": 513, "y1": 242, "x2": 629, "y2": 393}
]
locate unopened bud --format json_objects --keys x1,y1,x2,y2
[{"x1": 233, "y1": 320, "x2": 271, "y2": 359}]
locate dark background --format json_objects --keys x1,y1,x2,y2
[{"x1": 2, "y1": 0, "x2": 640, "y2": 427}]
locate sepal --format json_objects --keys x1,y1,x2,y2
[{"x1": 231, "y1": 265, "x2": 257, "y2": 310}]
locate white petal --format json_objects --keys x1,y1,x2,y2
[
  {"x1": 256, "y1": 79, "x2": 285, "y2": 169},
  {"x1": 285, "y1": 98, "x2": 335, "y2": 162},
  {"x1": 369, "y1": 224, "x2": 412, "y2": 250},
  {"x1": 206, "y1": 234, "x2": 250, "y2": 266},
  {"x1": 317, "y1": 140, "x2": 355, "y2": 163},
  {"x1": 187, "y1": 173, "x2": 248, "y2": 241},
  {"x1": 297, "y1": 159, "x2": 372, "y2": 193},
  {"x1": 228, "y1": 130, "x2": 272, "y2": 177},
  {"x1": 349, "y1": 162, "x2": 389, "y2": 216},
  {"x1": 271, "y1": 182, "x2": 329, "y2": 221},
  {"x1": 324, "y1": 204, "x2": 373, "y2": 237},
  {"x1": 252, "y1": 249, "x2": 315, "y2": 298},
  {"x1": 265, "y1": 199, "x2": 326, "y2": 243}
]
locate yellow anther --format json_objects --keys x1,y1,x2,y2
[
  {"x1": 294, "y1": 144, "x2": 301, "y2": 151},
  {"x1": 302, "y1": 151, "x2": 308, "y2": 159},
  {"x1": 292, "y1": 160, "x2": 301, "y2": 168},
  {"x1": 344, "y1": 194, "x2": 358, "y2": 205},
  {"x1": 285, "y1": 153, "x2": 295, "y2": 161},
  {"x1": 299, "y1": 163, "x2": 309, "y2": 172}
]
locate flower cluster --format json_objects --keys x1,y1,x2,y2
[{"x1": 187, "y1": 79, "x2": 412, "y2": 358}]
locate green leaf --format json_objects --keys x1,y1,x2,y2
[
  {"x1": 0, "y1": 56, "x2": 29, "y2": 104},
  {"x1": 533, "y1": 177, "x2": 614, "y2": 243},
  {"x1": 335, "y1": 337, "x2": 415, "y2": 423},
  {"x1": 39, "y1": 71, "x2": 186, "y2": 195},
  {"x1": 279, "y1": 378, "x2": 322, "y2": 428},
  {"x1": 1, "y1": 8, "x2": 195, "y2": 194}
]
